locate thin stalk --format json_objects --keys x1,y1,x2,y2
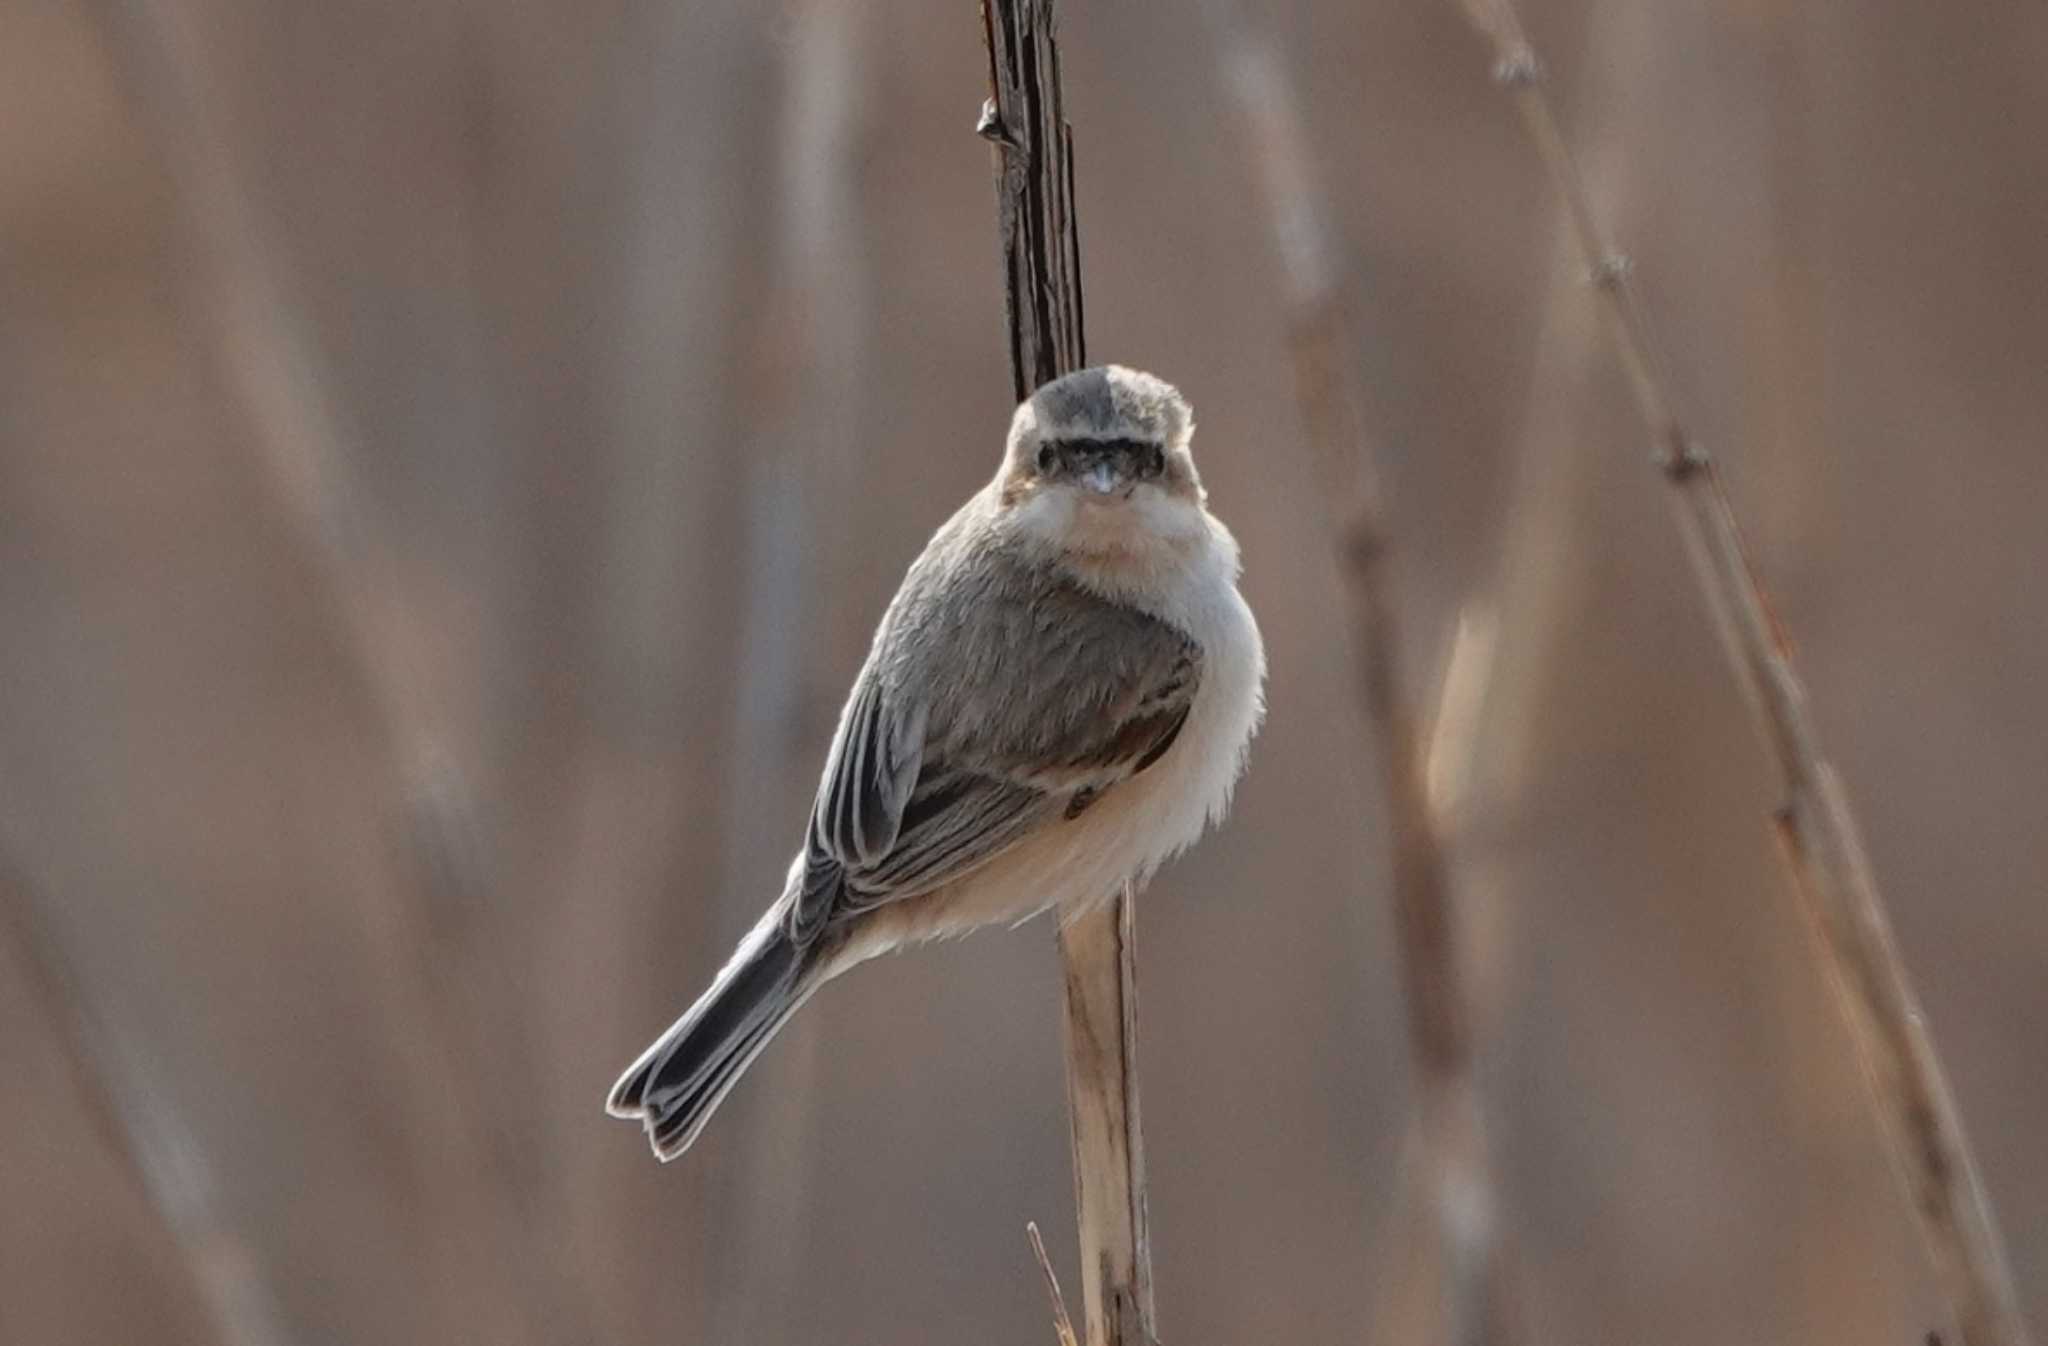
[
  {"x1": 714, "y1": 5, "x2": 872, "y2": 1341},
  {"x1": 1204, "y1": 9, "x2": 1513, "y2": 1343},
  {"x1": 978, "y1": 4, "x2": 1157, "y2": 1343},
  {"x1": 1029, "y1": 1221, "x2": 1084, "y2": 1346},
  {"x1": 1445, "y1": 3, "x2": 2032, "y2": 1343},
  {"x1": 79, "y1": 3, "x2": 599, "y2": 1342},
  {"x1": 0, "y1": 835, "x2": 295, "y2": 1346}
]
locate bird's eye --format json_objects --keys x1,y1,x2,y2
[
  {"x1": 1144, "y1": 445, "x2": 1166, "y2": 477},
  {"x1": 1036, "y1": 443, "x2": 1058, "y2": 474}
]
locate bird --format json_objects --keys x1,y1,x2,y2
[{"x1": 605, "y1": 365, "x2": 1265, "y2": 1161}]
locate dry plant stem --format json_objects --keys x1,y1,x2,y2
[
  {"x1": 1210, "y1": 0, "x2": 1469, "y2": 1097},
  {"x1": 0, "y1": 843, "x2": 294, "y2": 1346},
  {"x1": 979, "y1": 4, "x2": 1156, "y2": 1344},
  {"x1": 1449, "y1": 2, "x2": 2032, "y2": 1343},
  {"x1": 1204, "y1": 10, "x2": 1508, "y2": 1344},
  {"x1": 82, "y1": 4, "x2": 596, "y2": 1343},
  {"x1": 1029, "y1": 1221, "x2": 1084, "y2": 1346},
  {"x1": 714, "y1": 6, "x2": 871, "y2": 1340},
  {"x1": 1056, "y1": 896, "x2": 1157, "y2": 1346},
  {"x1": 980, "y1": 0, "x2": 1085, "y2": 395}
]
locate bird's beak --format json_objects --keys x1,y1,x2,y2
[{"x1": 1084, "y1": 460, "x2": 1119, "y2": 495}]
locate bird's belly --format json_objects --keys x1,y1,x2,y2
[{"x1": 932, "y1": 766, "x2": 1191, "y2": 933}]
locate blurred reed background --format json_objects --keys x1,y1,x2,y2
[{"x1": 2, "y1": 0, "x2": 2045, "y2": 1343}]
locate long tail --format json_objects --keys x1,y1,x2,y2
[{"x1": 606, "y1": 911, "x2": 824, "y2": 1162}]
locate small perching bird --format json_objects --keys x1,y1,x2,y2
[{"x1": 607, "y1": 366, "x2": 1265, "y2": 1160}]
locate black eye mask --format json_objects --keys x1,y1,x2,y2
[{"x1": 1037, "y1": 437, "x2": 1168, "y2": 480}]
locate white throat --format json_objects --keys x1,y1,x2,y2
[{"x1": 1001, "y1": 482, "x2": 1242, "y2": 636}]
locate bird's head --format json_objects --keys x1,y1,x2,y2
[{"x1": 998, "y1": 366, "x2": 1207, "y2": 555}]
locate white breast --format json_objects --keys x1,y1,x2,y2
[{"x1": 1134, "y1": 528, "x2": 1266, "y2": 859}]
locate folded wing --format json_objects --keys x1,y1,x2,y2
[{"x1": 790, "y1": 574, "x2": 1201, "y2": 945}]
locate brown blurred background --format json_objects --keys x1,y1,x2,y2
[{"x1": 2, "y1": 0, "x2": 2044, "y2": 1343}]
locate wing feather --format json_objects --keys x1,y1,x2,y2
[
  {"x1": 791, "y1": 561, "x2": 1202, "y2": 944},
  {"x1": 812, "y1": 680, "x2": 924, "y2": 869}
]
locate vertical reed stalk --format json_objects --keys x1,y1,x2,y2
[
  {"x1": 979, "y1": 4, "x2": 1157, "y2": 1342},
  {"x1": 1445, "y1": 3, "x2": 2032, "y2": 1342},
  {"x1": 0, "y1": 833, "x2": 295, "y2": 1346},
  {"x1": 1204, "y1": 9, "x2": 1515, "y2": 1342},
  {"x1": 80, "y1": 3, "x2": 599, "y2": 1341}
]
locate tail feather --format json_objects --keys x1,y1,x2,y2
[{"x1": 606, "y1": 914, "x2": 821, "y2": 1162}]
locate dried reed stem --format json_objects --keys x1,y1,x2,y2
[
  {"x1": 713, "y1": 6, "x2": 872, "y2": 1341},
  {"x1": 81, "y1": 3, "x2": 596, "y2": 1342},
  {"x1": 979, "y1": 4, "x2": 1156, "y2": 1343},
  {"x1": 1204, "y1": 10, "x2": 1511, "y2": 1343},
  {"x1": 0, "y1": 836, "x2": 296, "y2": 1346},
  {"x1": 1448, "y1": 3, "x2": 2032, "y2": 1343},
  {"x1": 1055, "y1": 898, "x2": 1157, "y2": 1346},
  {"x1": 1029, "y1": 1221, "x2": 1084, "y2": 1346}
]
